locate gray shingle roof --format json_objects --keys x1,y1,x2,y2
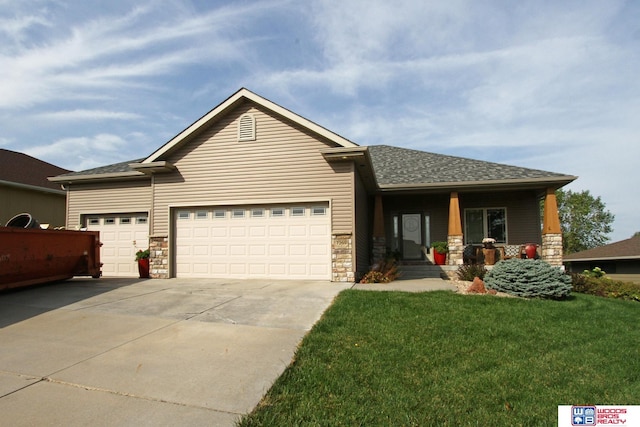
[
  {"x1": 564, "y1": 235, "x2": 640, "y2": 261},
  {"x1": 0, "y1": 149, "x2": 70, "y2": 190},
  {"x1": 55, "y1": 158, "x2": 144, "y2": 178},
  {"x1": 367, "y1": 145, "x2": 570, "y2": 186}
]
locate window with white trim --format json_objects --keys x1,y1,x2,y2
[
  {"x1": 464, "y1": 208, "x2": 507, "y2": 244},
  {"x1": 119, "y1": 217, "x2": 131, "y2": 224},
  {"x1": 291, "y1": 207, "x2": 305, "y2": 216},
  {"x1": 213, "y1": 210, "x2": 226, "y2": 219},
  {"x1": 177, "y1": 211, "x2": 190, "y2": 220},
  {"x1": 196, "y1": 210, "x2": 208, "y2": 220},
  {"x1": 136, "y1": 217, "x2": 148, "y2": 224},
  {"x1": 251, "y1": 208, "x2": 264, "y2": 218},
  {"x1": 238, "y1": 114, "x2": 256, "y2": 141},
  {"x1": 88, "y1": 218, "x2": 100, "y2": 226},
  {"x1": 232, "y1": 209, "x2": 245, "y2": 219},
  {"x1": 104, "y1": 217, "x2": 115, "y2": 225}
]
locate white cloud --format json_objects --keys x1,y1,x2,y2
[{"x1": 34, "y1": 109, "x2": 142, "y2": 121}]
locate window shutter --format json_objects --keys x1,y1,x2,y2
[{"x1": 238, "y1": 114, "x2": 256, "y2": 141}]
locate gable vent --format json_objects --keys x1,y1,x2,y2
[{"x1": 238, "y1": 114, "x2": 256, "y2": 141}]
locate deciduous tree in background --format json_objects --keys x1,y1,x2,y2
[{"x1": 555, "y1": 189, "x2": 614, "y2": 254}]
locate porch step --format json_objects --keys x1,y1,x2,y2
[{"x1": 397, "y1": 263, "x2": 459, "y2": 280}]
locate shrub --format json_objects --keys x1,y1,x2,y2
[
  {"x1": 484, "y1": 258, "x2": 572, "y2": 299},
  {"x1": 571, "y1": 274, "x2": 640, "y2": 302},
  {"x1": 457, "y1": 264, "x2": 488, "y2": 281},
  {"x1": 583, "y1": 267, "x2": 606, "y2": 278},
  {"x1": 360, "y1": 258, "x2": 399, "y2": 284}
]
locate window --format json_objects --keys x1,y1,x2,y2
[
  {"x1": 119, "y1": 217, "x2": 131, "y2": 224},
  {"x1": 464, "y1": 208, "x2": 507, "y2": 244},
  {"x1": 238, "y1": 114, "x2": 256, "y2": 141},
  {"x1": 177, "y1": 211, "x2": 190, "y2": 220},
  {"x1": 232, "y1": 209, "x2": 245, "y2": 218},
  {"x1": 88, "y1": 218, "x2": 100, "y2": 226},
  {"x1": 213, "y1": 210, "x2": 226, "y2": 219},
  {"x1": 270, "y1": 208, "x2": 285, "y2": 217},
  {"x1": 311, "y1": 206, "x2": 326, "y2": 216},
  {"x1": 291, "y1": 207, "x2": 305, "y2": 216},
  {"x1": 136, "y1": 217, "x2": 148, "y2": 224},
  {"x1": 196, "y1": 210, "x2": 208, "y2": 220},
  {"x1": 104, "y1": 217, "x2": 115, "y2": 225},
  {"x1": 251, "y1": 208, "x2": 264, "y2": 218}
]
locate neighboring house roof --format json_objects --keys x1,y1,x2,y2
[
  {"x1": 563, "y1": 235, "x2": 640, "y2": 262},
  {"x1": 53, "y1": 158, "x2": 145, "y2": 180},
  {"x1": 367, "y1": 145, "x2": 575, "y2": 190},
  {"x1": 0, "y1": 149, "x2": 70, "y2": 192}
]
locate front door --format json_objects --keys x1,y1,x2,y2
[{"x1": 402, "y1": 213, "x2": 422, "y2": 260}]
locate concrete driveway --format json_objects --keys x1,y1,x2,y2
[{"x1": 0, "y1": 278, "x2": 351, "y2": 426}]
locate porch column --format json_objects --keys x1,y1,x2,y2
[
  {"x1": 372, "y1": 194, "x2": 386, "y2": 263},
  {"x1": 447, "y1": 192, "x2": 464, "y2": 265},
  {"x1": 541, "y1": 188, "x2": 563, "y2": 266}
]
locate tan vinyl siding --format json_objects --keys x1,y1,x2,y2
[
  {"x1": 152, "y1": 101, "x2": 354, "y2": 236},
  {"x1": 354, "y1": 170, "x2": 370, "y2": 275},
  {"x1": 67, "y1": 180, "x2": 152, "y2": 228}
]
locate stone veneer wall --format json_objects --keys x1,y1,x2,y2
[
  {"x1": 332, "y1": 234, "x2": 354, "y2": 282},
  {"x1": 149, "y1": 235, "x2": 169, "y2": 279},
  {"x1": 541, "y1": 233, "x2": 563, "y2": 267},
  {"x1": 447, "y1": 235, "x2": 464, "y2": 266}
]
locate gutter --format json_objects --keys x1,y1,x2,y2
[
  {"x1": 563, "y1": 255, "x2": 640, "y2": 262},
  {"x1": 48, "y1": 171, "x2": 148, "y2": 184},
  {"x1": 0, "y1": 179, "x2": 66, "y2": 195}
]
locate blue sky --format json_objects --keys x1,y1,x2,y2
[{"x1": 1, "y1": 0, "x2": 638, "y2": 241}]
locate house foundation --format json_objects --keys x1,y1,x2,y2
[
  {"x1": 149, "y1": 235, "x2": 169, "y2": 279},
  {"x1": 447, "y1": 234, "x2": 464, "y2": 266}
]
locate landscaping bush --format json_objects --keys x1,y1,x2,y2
[
  {"x1": 456, "y1": 263, "x2": 488, "y2": 281},
  {"x1": 484, "y1": 258, "x2": 572, "y2": 299},
  {"x1": 360, "y1": 257, "x2": 399, "y2": 283},
  {"x1": 571, "y1": 274, "x2": 640, "y2": 302}
]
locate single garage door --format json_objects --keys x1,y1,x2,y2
[
  {"x1": 175, "y1": 203, "x2": 331, "y2": 280},
  {"x1": 87, "y1": 214, "x2": 149, "y2": 277}
]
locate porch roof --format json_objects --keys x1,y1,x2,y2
[{"x1": 367, "y1": 145, "x2": 576, "y2": 191}]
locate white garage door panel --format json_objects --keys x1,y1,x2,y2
[
  {"x1": 175, "y1": 204, "x2": 330, "y2": 280},
  {"x1": 87, "y1": 214, "x2": 149, "y2": 277}
]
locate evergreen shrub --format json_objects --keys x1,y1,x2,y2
[
  {"x1": 484, "y1": 258, "x2": 572, "y2": 299},
  {"x1": 571, "y1": 274, "x2": 640, "y2": 301}
]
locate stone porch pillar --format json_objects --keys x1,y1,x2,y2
[
  {"x1": 149, "y1": 235, "x2": 169, "y2": 279},
  {"x1": 447, "y1": 191, "x2": 464, "y2": 265},
  {"x1": 372, "y1": 194, "x2": 386, "y2": 263},
  {"x1": 541, "y1": 188, "x2": 563, "y2": 266}
]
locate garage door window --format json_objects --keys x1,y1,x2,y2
[
  {"x1": 232, "y1": 209, "x2": 245, "y2": 219},
  {"x1": 214, "y1": 210, "x2": 225, "y2": 219},
  {"x1": 178, "y1": 211, "x2": 190, "y2": 220},
  {"x1": 120, "y1": 217, "x2": 131, "y2": 224},
  {"x1": 312, "y1": 206, "x2": 327, "y2": 216},
  {"x1": 196, "y1": 210, "x2": 208, "y2": 220},
  {"x1": 104, "y1": 218, "x2": 116, "y2": 225},
  {"x1": 251, "y1": 208, "x2": 264, "y2": 218},
  {"x1": 88, "y1": 218, "x2": 100, "y2": 226},
  {"x1": 136, "y1": 217, "x2": 148, "y2": 224},
  {"x1": 270, "y1": 208, "x2": 284, "y2": 217},
  {"x1": 291, "y1": 207, "x2": 305, "y2": 216}
]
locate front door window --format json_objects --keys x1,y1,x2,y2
[{"x1": 402, "y1": 213, "x2": 422, "y2": 259}]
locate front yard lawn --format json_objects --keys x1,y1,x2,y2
[{"x1": 239, "y1": 291, "x2": 640, "y2": 426}]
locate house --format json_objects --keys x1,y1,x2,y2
[
  {"x1": 0, "y1": 149, "x2": 69, "y2": 228},
  {"x1": 50, "y1": 88, "x2": 576, "y2": 281},
  {"x1": 563, "y1": 235, "x2": 640, "y2": 281}
]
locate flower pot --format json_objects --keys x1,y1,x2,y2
[
  {"x1": 137, "y1": 258, "x2": 150, "y2": 279},
  {"x1": 524, "y1": 243, "x2": 538, "y2": 259},
  {"x1": 433, "y1": 251, "x2": 447, "y2": 265},
  {"x1": 482, "y1": 248, "x2": 497, "y2": 265}
]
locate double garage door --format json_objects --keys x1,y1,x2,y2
[{"x1": 175, "y1": 203, "x2": 331, "y2": 280}]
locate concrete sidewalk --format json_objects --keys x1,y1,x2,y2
[{"x1": 0, "y1": 278, "x2": 351, "y2": 426}]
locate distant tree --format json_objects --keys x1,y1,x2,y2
[
  {"x1": 555, "y1": 189, "x2": 614, "y2": 254},
  {"x1": 634, "y1": 231, "x2": 640, "y2": 238}
]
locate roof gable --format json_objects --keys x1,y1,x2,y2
[
  {"x1": 564, "y1": 235, "x2": 640, "y2": 261},
  {"x1": 367, "y1": 145, "x2": 576, "y2": 189},
  {"x1": 144, "y1": 88, "x2": 357, "y2": 163},
  {"x1": 0, "y1": 149, "x2": 70, "y2": 191}
]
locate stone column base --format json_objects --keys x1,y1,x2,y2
[
  {"x1": 149, "y1": 235, "x2": 169, "y2": 279},
  {"x1": 542, "y1": 233, "x2": 563, "y2": 267},
  {"x1": 447, "y1": 235, "x2": 464, "y2": 266}
]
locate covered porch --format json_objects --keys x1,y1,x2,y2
[{"x1": 371, "y1": 187, "x2": 564, "y2": 267}]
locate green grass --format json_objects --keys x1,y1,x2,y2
[{"x1": 239, "y1": 291, "x2": 640, "y2": 426}]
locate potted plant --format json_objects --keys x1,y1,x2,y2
[
  {"x1": 135, "y1": 249, "x2": 150, "y2": 279},
  {"x1": 432, "y1": 241, "x2": 448, "y2": 265}
]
